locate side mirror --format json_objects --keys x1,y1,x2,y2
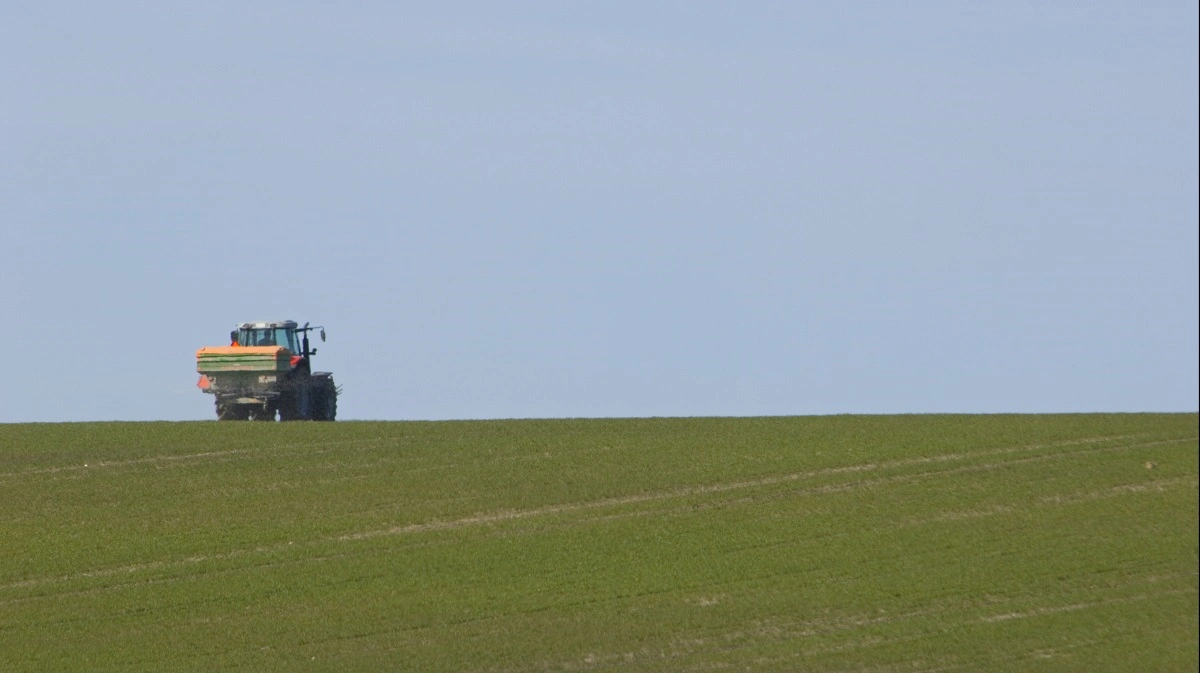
[{"x1": 320, "y1": 328, "x2": 326, "y2": 342}]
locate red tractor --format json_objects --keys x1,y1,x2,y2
[{"x1": 196, "y1": 320, "x2": 338, "y2": 421}]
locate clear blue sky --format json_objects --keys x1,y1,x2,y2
[{"x1": 2, "y1": 2, "x2": 1196, "y2": 422}]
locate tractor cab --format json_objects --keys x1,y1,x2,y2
[{"x1": 235, "y1": 320, "x2": 301, "y2": 353}]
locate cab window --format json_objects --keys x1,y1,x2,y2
[
  {"x1": 276, "y1": 328, "x2": 298, "y2": 353},
  {"x1": 239, "y1": 329, "x2": 275, "y2": 347},
  {"x1": 237, "y1": 327, "x2": 297, "y2": 352}
]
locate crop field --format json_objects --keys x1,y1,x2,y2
[{"x1": 0, "y1": 414, "x2": 1196, "y2": 671}]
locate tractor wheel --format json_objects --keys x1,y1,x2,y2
[
  {"x1": 324, "y1": 386, "x2": 338, "y2": 421},
  {"x1": 278, "y1": 394, "x2": 297, "y2": 422},
  {"x1": 313, "y1": 374, "x2": 337, "y2": 421}
]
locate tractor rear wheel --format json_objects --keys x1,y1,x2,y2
[
  {"x1": 313, "y1": 374, "x2": 337, "y2": 421},
  {"x1": 278, "y1": 393, "x2": 298, "y2": 421}
]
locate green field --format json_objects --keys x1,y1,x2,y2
[{"x1": 1, "y1": 414, "x2": 1196, "y2": 672}]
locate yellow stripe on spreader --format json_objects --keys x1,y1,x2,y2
[{"x1": 196, "y1": 346, "x2": 289, "y2": 357}]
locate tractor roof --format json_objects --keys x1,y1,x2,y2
[{"x1": 237, "y1": 320, "x2": 299, "y2": 330}]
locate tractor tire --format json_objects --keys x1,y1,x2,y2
[
  {"x1": 313, "y1": 374, "x2": 337, "y2": 421},
  {"x1": 278, "y1": 394, "x2": 298, "y2": 422},
  {"x1": 279, "y1": 386, "x2": 313, "y2": 421},
  {"x1": 324, "y1": 387, "x2": 337, "y2": 421}
]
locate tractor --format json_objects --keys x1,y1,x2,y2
[{"x1": 196, "y1": 320, "x2": 338, "y2": 421}]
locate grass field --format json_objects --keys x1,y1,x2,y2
[{"x1": 1, "y1": 414, "x2": 1196, "y2": 672}]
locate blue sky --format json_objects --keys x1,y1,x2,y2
[{"x1": 1, "y1": 2, "x2": 1196, "y2": 422}]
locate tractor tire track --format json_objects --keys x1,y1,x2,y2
[
  {"x1": 4, "y1": 434, "x2": 1190, "y2": 596},
  {"x1": 338, "y1": 435, "x2": 1191, "y2": 541}
]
